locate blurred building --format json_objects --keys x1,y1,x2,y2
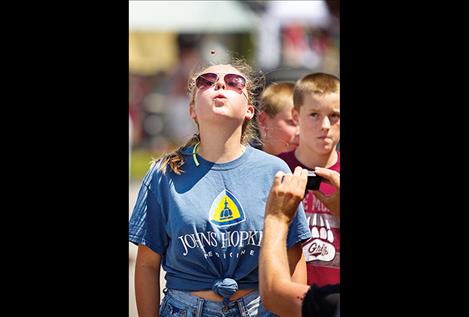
[
  {"x1": 129, "y1": 1, "x2": 259, "y2": 151},
  {"x1": 129, "y1": 0, "x2": 340, "y2": 150},
  {"x1": 255, "y1": 0, "x2": 340, "y2": 84}
]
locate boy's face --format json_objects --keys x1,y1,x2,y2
[
  {"x1": 259, "y1": 106, "x2": 299, "y2": 155},
  {"x1": 294, "y1": 92, "x2": 340, "y2": 155}
]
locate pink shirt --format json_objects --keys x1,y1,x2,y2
[{"x1": 278, "y1": 150, "x2": 340, "y2": 287}]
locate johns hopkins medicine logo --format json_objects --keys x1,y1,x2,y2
[{"x1": 209, "y1": 190, "x2": 246, "y2": 227}]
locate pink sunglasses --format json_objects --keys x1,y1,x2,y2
[{"x1": 195, "y1": 72, "x2": 247, "y2": 91}]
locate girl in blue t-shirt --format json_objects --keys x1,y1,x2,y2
[{"x1": 129, "y1": 58, "x2": 311, "y2": 317}]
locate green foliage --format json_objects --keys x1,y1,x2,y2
[{"x1": 130, "y1": 149, "x2": 161, "y2": 181}]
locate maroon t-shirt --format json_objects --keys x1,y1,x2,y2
[{"x1": 278, "y1": 150, "x2": 340, "y2": 287}]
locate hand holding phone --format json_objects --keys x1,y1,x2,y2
[{"x1": 306, "y1": 170, "x2": 323, "y2": 190}]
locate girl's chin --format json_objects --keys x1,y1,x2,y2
[
  {"x1": 211, "y1": 109, "x2": 244, "y2": 119},
  {"x1": 205, "y1": 112, "x2": 245, "y2": 124}
]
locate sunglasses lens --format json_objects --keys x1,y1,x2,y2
[
  {"x1": 196, "y1": 73, "x2": 246, "y2": 90},
  {"x1": 196, "y1": 73, "x2": 218, "y2": 89},
  {"x1": 224, "y1": 74, "x2": 246, "y2": 90}
]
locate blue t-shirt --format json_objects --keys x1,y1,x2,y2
[{"x1": 129, "y1": 145, "x2": 311, "y2": 295}]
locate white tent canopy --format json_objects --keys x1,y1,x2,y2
[
  {"x1": 129, "y1": 1, "x2": 259, "y2": 32},
  {"x1": 267, "y1": 0, "x2": 330, "y2": 27}
]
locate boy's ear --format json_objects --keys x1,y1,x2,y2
[
  {"x1": 257, "y1": 111, "x2": 267, "y2": 128},
  {"x1": 292, "y1": 108, "x2": 299, "y2": 124}
]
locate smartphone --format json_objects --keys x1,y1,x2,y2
[{"x1": 306, "y1": 170, "x2": 323, "y2": 190}]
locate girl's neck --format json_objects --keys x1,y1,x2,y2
[
  {"x1": 294, "y1": 146, "x2": 338, "y2": 169},
  {"x1": 197, "y1": 126, "x2": 246, "y2": 163}
]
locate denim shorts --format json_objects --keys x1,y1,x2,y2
[{"x1": 159, "y1": 288, "x2": 274, "y2": 317}]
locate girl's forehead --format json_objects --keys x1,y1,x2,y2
[{"x1": 202, "y1": 64, "x2": 241, "y2": 75}]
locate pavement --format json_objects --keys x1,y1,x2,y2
[{"x1": 129, "y1": 181, "x2": 166, "y2": 317}]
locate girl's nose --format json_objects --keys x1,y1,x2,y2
[{"x1": 214, "y1": 80, "x2": 226, "y2": 90}]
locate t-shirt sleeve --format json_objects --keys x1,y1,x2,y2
[
  {"x1": 128, "y1": 163, "x2": 169, "y2": 256},
  {"x1": 287, "y1": 202, "x2": 311, "y2": 248}
]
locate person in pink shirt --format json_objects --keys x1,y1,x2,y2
[
  {"x1": 278, "y1": 73, "x2": 340, "y2": 288},
  {"x1": 260, "y1": 166, "x2": 340, "y2": 317}
]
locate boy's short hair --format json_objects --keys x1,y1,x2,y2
[
  {"x1": 259, "y1": 82, "x2": 295, "y2": 117},
  {"x1": 293, "y1": 73, "x2": 340, "y2": 110}
]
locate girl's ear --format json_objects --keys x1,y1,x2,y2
[
  {"x1": 189, "y1": 104, "x2": 197, "y2": 120},
  {"x1": 245, "y1": 104, "x2": 255, "y2": 120}
]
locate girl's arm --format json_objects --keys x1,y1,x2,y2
[
  {"x1": 260, "y1": 217, "x2": 309, "y2": 317},
  {"x1": 260, "y1": 167, "x2": 310, "y2": 317},
  {"x1": 135, "y1": 244, "x2": 162, "y2": 317}
]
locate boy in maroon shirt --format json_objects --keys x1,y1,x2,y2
[{"x1": 278, "y1": 73, "x2": 340, "y2": 287}]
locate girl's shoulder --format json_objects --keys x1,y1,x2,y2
[
  {"x1": 141, "y1": 158, "x2": 168, "y2": 187},
  {"x1": 246, "y1": 147, "x2": 291, "y2": 171},
  {"x1": 144, "y1": 146, "x2": 195, "y2": 182}
]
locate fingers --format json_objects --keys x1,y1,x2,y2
[
  {"x1": 273, "y1": 171, "x2": 285, "y2": 188},
  {"x1": 274, "y1": 168, "x2": 308, "y2": 192},
  {"x1": 283, "y1": 167, "x2": 307, "y2": 195},
  {"x1": 297, "y1": 166, "x2": 308, "y2": 192},
  {"x1": 293, "y1": 166, "x2": 303, "y2": 176},
  {"x1": 314, "y1": 167, "x2": 340, "y2": 188},
  {"x1": 294, "y1": 166, "x2": 308, "y2": 180}
]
